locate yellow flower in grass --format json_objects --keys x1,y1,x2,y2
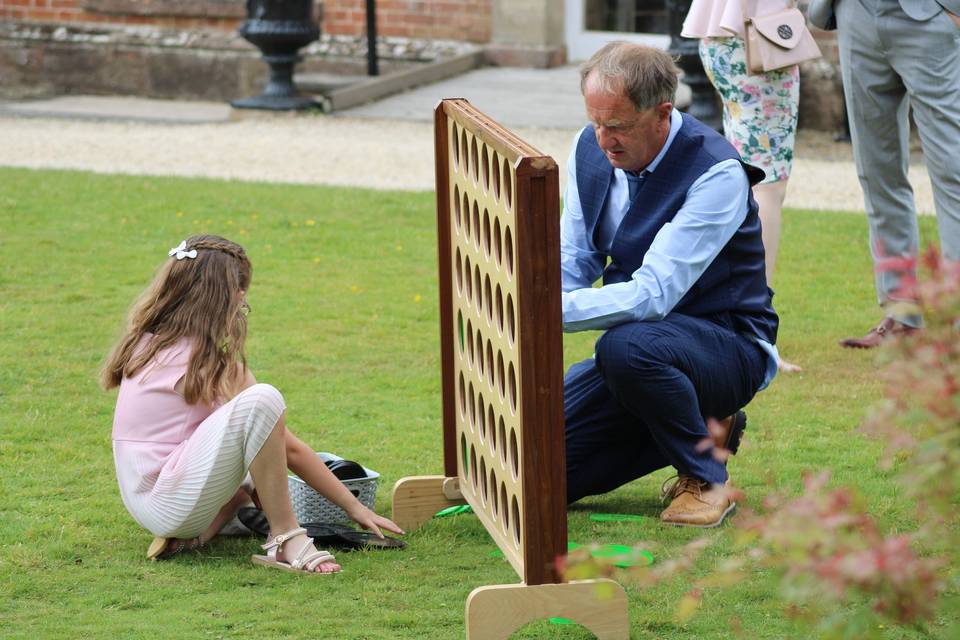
[
  {"x1": 176, "y1": 211, "x2": 184, "y2": 218},
  {"x1": 313, "y1": 257, "x2": 321, "y2": 264},
  {"x1": 350, "y1": 285, "x2": 361, "y2": 293},
  {"x1": 414, "y1": 294, "x2": 423, "y2": 303},
  {"x1": 305, "y1": 219, "x2": 316, "y2": 226}
]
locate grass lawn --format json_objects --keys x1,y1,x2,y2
[{"x1": 0, "y1": 167, "x2": 952, "y2": 639}]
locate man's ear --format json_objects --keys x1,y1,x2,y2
[{"x1": 655, "y1": 101, "x2": 674, "y2": 122}]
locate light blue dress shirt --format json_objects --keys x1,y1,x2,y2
[{"x1": 560, "y1": 108, "x2": 778, "y2": 388}]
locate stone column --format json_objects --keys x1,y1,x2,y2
[{"x1": 486, "y1": 0, "x2": 566, "y2": 68}]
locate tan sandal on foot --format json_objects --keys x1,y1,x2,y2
[
  {"x1": 147, "y1": 536, "x2": 202, "y2": 560},
  {"x1": 251, "y1": 527, "x2": 340, "y2": 575}
]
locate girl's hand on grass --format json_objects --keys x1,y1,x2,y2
[{"x1": 347, "y1": 504, "x2": 405, "y2": 538}]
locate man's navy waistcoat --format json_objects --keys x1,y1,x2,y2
[{"x1": 574, "y1": 111, "x2": 779, "y2": 344}]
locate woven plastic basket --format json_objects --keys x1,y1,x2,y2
[{"x1": 288, "y1": 452, "x2": 379, "y2": 524}]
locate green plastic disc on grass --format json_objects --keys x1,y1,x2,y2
[
  {"x1": 590, "y1": 513, "x2": 645, "y2": 523},
  {"x1": 590, "y1": 544, "x2": 633, "y2": 558},
  {"x1": 590, "y1": 544, "x2": 654, "y2": 568},
  {"x1": 434, "y1": 504, "x2": 474, "y2": 518},
  {"x1": 549, "y1": 617, "x2": 574, "y2": 625}
]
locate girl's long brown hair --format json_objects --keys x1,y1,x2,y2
[{"x1": 101, "y1": 235, "x2": 252, "y2": 405}]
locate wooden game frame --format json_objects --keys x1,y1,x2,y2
[{"x1": 392, "y1": 99, "x2": 628, "y2": 639}]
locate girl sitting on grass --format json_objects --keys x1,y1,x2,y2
[{"x1": 101, "y1": 234, "x2": 403, "y2": 574}]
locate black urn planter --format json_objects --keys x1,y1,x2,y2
[
  {"x1": 232, "y1": 0, "x2": 321, "y2": 111},
  {"x1": 666, "y1": 0, "x2": 722, "y2": 131}
]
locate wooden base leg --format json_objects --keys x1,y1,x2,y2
[
  {"x1": 391, "y1": 475, "x2": 464, "y2": 533},
  {"x1": 465, "y1": 579, "x2": 629, "y2": 640}
]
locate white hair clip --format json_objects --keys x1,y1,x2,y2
[{"x1": 168, "y1": 240, "x2": 198, "y2": 260}]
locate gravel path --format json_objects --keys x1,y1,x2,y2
[{"x1": 0, "y1": 111, "x2": 935, "y2": 214}]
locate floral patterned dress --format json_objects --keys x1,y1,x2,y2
[{"x1": 699, "y1": 36, "x2": 799, "y2": 184}]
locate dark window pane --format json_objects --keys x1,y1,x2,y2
[{"x1": 584, "y1": 0, "x2": 667, "y2": 34}]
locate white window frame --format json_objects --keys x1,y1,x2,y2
[{"x1": 564, "y1": 0, "x2": 671, "y2": 62}]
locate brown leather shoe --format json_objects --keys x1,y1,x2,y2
[
  {"x1": 660, "y1": 475, "x2": 735, "y2": 528},
  {"x1": 714, "y1": 411, "x2": 747, "y2": 454},
  {"x1": 840, "y1": 317, "x2": 919, "y2": 349}
]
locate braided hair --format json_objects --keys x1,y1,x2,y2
[{"x1": 102, "y1": 235, "x2": 253, "y2": 405}]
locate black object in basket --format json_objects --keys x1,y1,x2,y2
[{"x1": 325, "y1": 458, "x2": 367, "y2": 480}]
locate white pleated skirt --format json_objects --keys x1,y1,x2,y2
[{"x1": 113, "y1": 383, "x2": 285, "y2": 538}]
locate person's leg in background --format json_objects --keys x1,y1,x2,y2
[
  {"x1": 753, "y1": 180, "x2": 788, "y2": 282},
  {"x1": 891, "y1": 9, "x2": 960, "y2": 270},
  {"x1": 837, "y1": 0, "x2": 928, "y2": 347}
]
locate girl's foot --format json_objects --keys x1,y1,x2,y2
[
  {"x1": 147, "y1": 536, "x2": 202, "y2": 560},
  {"x1": 252, "y1": 527, "x2": 341, "y2": 574},
  {"x1": 278, "y1": 533, "x2": 340, "y2": 574}
]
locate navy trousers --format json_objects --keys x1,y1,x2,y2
[{"x1": 565, "y1": 313, "x2": 768, "y2": 504}]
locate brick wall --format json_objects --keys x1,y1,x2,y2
[
  {"x1": 0, "y1": 0, "x2": 493, "y2": 42},
  {"x1": 0, "y1": 0, "x2": 242, "y2": 29},
  {"x1": 324, "y1": 0, "x2": 491, "y2": 43}
]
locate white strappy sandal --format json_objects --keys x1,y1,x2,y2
[{"x1": 251, "y1": 527, "x2": 340, "y2": 574}]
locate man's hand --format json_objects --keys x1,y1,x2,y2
[{"x1": 947, "y1": 10, "x2": 960, "y2": 29}]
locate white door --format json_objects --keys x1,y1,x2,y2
[{"x1": 565, "y1": 0, "x2": 671, "y2": 62}]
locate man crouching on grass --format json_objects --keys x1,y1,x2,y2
[{"x1": 561, "y1": 42, "x2": 779, "y2": 527}]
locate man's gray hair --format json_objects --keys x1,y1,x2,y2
[{"x1": 580, "y1": 42, "x2": 680, "y2": 112}]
